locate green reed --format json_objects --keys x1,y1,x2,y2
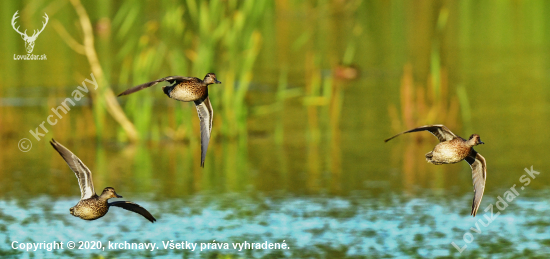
[
  {"x1": 388, "y1": 6, "x2": 460, "y2": 134},
  {"x1": 107, "y1": 0, "x2": 270, "y2": 144},
  {"x1": 456, "y1": 84, "x2": 473, "y2": 136}
]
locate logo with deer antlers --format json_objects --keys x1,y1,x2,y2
[{"x1": 11, "y1": 10, "x2": 49, "y2": 54}]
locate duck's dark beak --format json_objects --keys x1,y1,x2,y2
[
  {"x1": 479, "y1": 141, "x2": 485, "y2": 145},
  {"x1": 215, "y1": 79, "x2": 221, "y2": 84},
  {"x1": 114, "y1": 191, "x2": 122, "y2": 198}
]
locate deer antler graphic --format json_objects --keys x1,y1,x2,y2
[{"x1": 12, "y1": 10, "x2": 49, "y2": 53}]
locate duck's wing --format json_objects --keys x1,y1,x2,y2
[
  {"x1": 384, "y1": 124, "x2": 458, "y2": 143},
  {"x1": 193, "y1": 94, "x2": 213, "y2": 168},
  {"x1": 465, "y1": 151, "x2": 486, "y2": 217},
  {"x1": 50, "y1": 139, "x2": 95, "y2": 200},
  {"x1": 117, "y1": 76, "x2": 194, "y2": 96},
  {"x1": 109, "y1": 201, "x2": 157, "y2": 223}
]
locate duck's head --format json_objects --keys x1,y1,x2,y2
[
  {"x1": 203, "y1": 73, "x2": 222, "y2": 85},
  {"x1": 468, "y1": 134, "x2": 484, "y2": 146},
  {"x1": 100, "y1": 187, "x2": 122, "y2": 200},
  {"x1": 162, "y1": 85, "x2": 172, "y2": 97}
]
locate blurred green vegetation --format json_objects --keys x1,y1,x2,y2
[
  {"x1": 4, "y1": 2, "x2": 550, "y2": 257},
  {"x1": 109, "y1": 0, "x2": 269, "y2": 143},
  {"x1": 4, "y1": 0, "x2": 550, "y2": 144},
  {"x1": 3, "y1": 0, "x2": 550, "y2": 195}
]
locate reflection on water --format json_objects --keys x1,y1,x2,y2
[
  {"x1": 3, "y1": 0, "x2": 550, "y2": 258},
  {"x1": 2, "y1": 193, "x2": 550, "y2": 258}
]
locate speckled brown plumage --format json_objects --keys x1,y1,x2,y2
[
  {"x1": 384, "y1": 125, "x2": 487, "y2": 217},
  {"x1": 50, "y1": 139, "x2": 156, "y2": 223},
  {"x1": 164, "y1": 77, "x2": 209, "y2": 102},
  {"x1": 70, "y1": 192, "x2": 111, "y2": 220},
  {"x1": 425, "y1": 137, "x2": 472, "y2": 165},
  {"x1": 117, "y1": 73, "x2": 221, "y2": 167}
]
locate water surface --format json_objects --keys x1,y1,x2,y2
[{"x1": 2, "y1": 0, "x2": 550, "y2": 258}]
